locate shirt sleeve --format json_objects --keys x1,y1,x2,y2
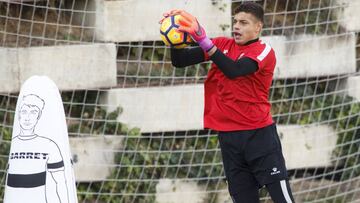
[
  {"x1": 243, "y1": 42, "x2": 275, "y2": 71},
  {"x1": 209, "y1": 49, "x2": 258, "y2": 79},
  {"x1": 47, "y1": 140, "x2": 64, "y2": 171}
]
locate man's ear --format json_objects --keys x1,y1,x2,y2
[{"x1": 256, "y1": 21, "x2": 263, "y2": 34}]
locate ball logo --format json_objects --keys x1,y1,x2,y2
[{"x1": 160, "y1": 15, "x2": 193, "y2": 49}]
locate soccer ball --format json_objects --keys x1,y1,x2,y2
[{"x1": 160, "y1": 15, "x2": 193, "y2": 49}]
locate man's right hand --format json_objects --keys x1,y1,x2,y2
[{"x1": 160, "y1": 9, "x2": 214, "y2": 52}]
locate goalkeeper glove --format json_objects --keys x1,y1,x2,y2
[{"x1": 161, "y1": 9, "x2": 214, "y2": 52}]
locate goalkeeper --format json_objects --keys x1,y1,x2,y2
[{"x1": 161, "y1": 2, "x2": 295, "y2": 203}]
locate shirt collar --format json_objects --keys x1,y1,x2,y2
[
  {"x1": 235, "y1": 38, "x2": 259, "y2": 50},
  {"x1": 244, "y1": 38, "x2": 259, "y2": 46}
]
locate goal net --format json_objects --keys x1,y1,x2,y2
[{"x1": 0, "y1": 0, "x2": 359, "y2": 202}]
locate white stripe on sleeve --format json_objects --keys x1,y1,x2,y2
[{"x1": 257, "y1": 42, "x2": 271, "y2": 61}]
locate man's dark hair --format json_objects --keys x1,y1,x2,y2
[{"x1": 234, "y1": 2, "x2": 264, "y2": 23}]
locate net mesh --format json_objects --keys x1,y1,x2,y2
[{"x1": 0, "y1": 0, "x2": 360, "y2": 202}]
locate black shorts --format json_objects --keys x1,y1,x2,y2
[{"x1": 218, "y1": 123, "x2": 288, "y2": 196}]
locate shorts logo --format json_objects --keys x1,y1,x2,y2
[{"x1": 271, "y1": 167, "x2": 281, "y2": 175}]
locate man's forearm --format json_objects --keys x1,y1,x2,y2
[
  {"x1": 171, "y1": 47, "x2": 205, "y2": 68},
  {"x1": 209, "y1": 49, "x2": 258, "y2": 79}
]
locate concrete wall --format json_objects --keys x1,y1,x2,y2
[
  {"x1": 95, "y1": 0, "x2": 232, "y2": 42},
  {"x1": 156, "y1": 179, "x2": 207, "y2": 203},
  {"x1": 100, "y1": 85, "x2": 204, "y2": 133},
  {"x1": 0, "y1": 43, "x2": 117, "y2": 93},
  {"x1": 262, "y1": 33, "x2": 356, "y2": 79},
  {"x1": 215, "y1": 190, "x2": 232, "y2": 203},
  {"x1": 277, "y1": 125, "x2": 337, "y2": 169},
  {"x1": 70, "y1": 136, "x2": 123, "y2": 182},
  {"x1": 346, "y1": 76, "x2": 360, "y2": 101},
  {"x1": 336, "y1": 0, "x2": 360, "y2": 32},
  {"x1": 0, "y1": 48, "x2": 19, "y2": 93}
]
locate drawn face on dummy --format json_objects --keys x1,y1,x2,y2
[
  {"x1": 18, "y1": 94, "x2": 45, "y2": 132},
  {"x1": 19, "y1": 104, "x2": 41, "y2": 130}
]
